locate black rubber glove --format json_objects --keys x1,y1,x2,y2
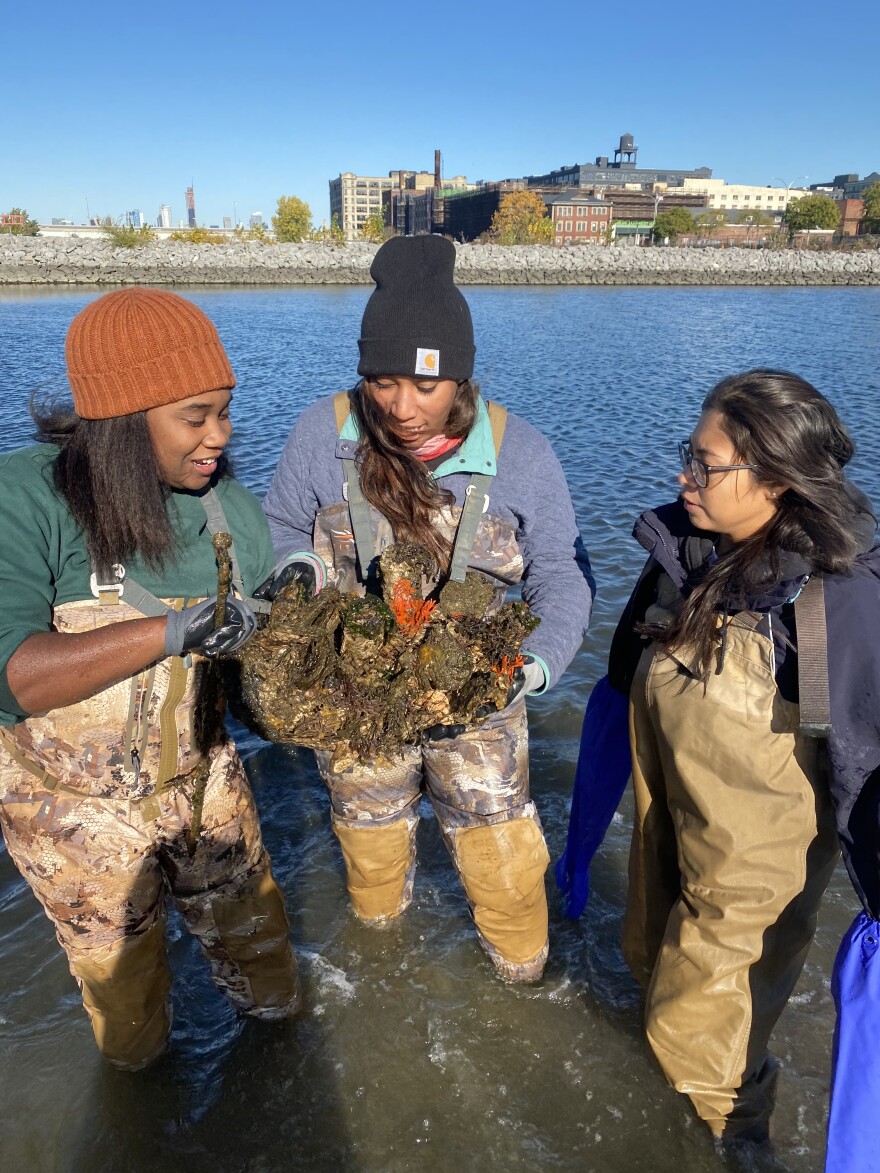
[
  {"x1": 253, "y1": 559, "x2": 319, "y2": 603},
  {"x1": 165, "y1": 597, "x2": 258, "y2": 658},
  {"x1": 421, "y1": 720, "x2": 468, "y2": 743}
]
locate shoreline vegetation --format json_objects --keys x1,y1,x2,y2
[{"x1": 2, "y1": 236, "x2": 879, "y2": 287}]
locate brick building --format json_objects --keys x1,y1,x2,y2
[
  {"x1": 838, "y1": 198, "x2": 866, "y2": 236},
  {"x1": 541, "y1": 192, "x2": 612, "y2": 243}
]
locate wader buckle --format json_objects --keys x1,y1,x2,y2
[{"x1": 90, "y1": 563, "x2": 126, "y2": 603}]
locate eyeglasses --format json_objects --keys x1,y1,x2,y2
[{"x1": 678, "y1": 440, "x2": 756, "y2": 488}]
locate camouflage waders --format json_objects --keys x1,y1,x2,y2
[
  {"x1": 317, "y1": 700, "x2": 550, "y2": 982},
  {"x1": 310, "y1": 397, "x2": 550, "y2": 982},
  {"x1": 0, "y1": 594, "x2": 299, "y2": 1070},
  {"x1": 623, "y1": 616, "x2": 839, "y2": 1139}
]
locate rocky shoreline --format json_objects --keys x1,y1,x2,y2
[{"x1": 2, "y1": 237, "x2": 879, "y2": 286}]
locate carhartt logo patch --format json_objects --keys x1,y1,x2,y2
[{"x1": 415, "y1": 348, "x2": 439, "y2": 376}]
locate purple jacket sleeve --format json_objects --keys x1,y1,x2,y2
[{"x1": 262, "y1": 401, "x2": 327, "y2": 560}]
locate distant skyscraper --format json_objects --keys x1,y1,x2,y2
[
  {"x1": 185, "y1": 186, "x2": 196, "y2": 228},
  {"x1": 223, "y1": 216, "x2": 233, "y2": 230},
  {"x1": 125, "y1": 210, "x2": 145, "y2": 228},
  {"x1": 158, "y1": 204, "x2": 172, "y2": 228},
  {"x1": 249, "y1": 212, "x2": 263, "y2": 228}
]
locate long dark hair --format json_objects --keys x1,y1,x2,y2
[
  {"x1": 32, "y1": 400, "x2": 230, "y2": 577},
  {"x1": 350, "y1": 378, "x2": 480, "y2": 572},
  {"x1": 651, "y1": 369, "x2": 861, "y2": 674}
]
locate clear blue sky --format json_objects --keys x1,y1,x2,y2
[{"x1": 4, "y1": 0, "x2": 877, "y2": 228}]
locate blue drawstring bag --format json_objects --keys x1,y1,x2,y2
[
  {"x1": 825, "y1": 911, "x2": 880, "y2": 1172},
  {"x1": 555, "y1": 675, "x2": 631, "y2": 918}
]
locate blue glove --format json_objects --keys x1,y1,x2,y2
[
  {"x1": 254, "y1": 553, "x2": 326, "y2": 602},
  {"x1": 165, "y1": 597, "x2": 258, "y2": 658}
]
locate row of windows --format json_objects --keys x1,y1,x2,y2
[
  {"x1": 715, "y1": 194, "x2": 787, "y2": 203},
  {"x1": 554, "y1": 205, "x2": 608, "y2": 217},
  {"x1": 556, "y1": 221, "x2": 603, "y2": 232}
]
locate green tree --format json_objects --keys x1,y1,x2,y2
[
  {"x1": 358, "y1": 208, "x2": 387, "y2": 243},
  {"x1": 782, "y1": 193, "x2": 840, "y2": 237},
  {"x1": 272, "y1": 195, "x2": 312, "y2": 242},
  {"x1": 2, "y1": 206, "x2": 40, "y2": 236},
  {"x1": 489, "y1": 190, "x2": 553, "y2": 245},
  {"x1": 104, "y1": 223, "x2": 156, "y2": 248},
  {"x1": 862, "y1": 183, "x2": 880, "y2": 234},
  {"x1": 652, "y1": 207, "x2": 695, "y2": 242}
]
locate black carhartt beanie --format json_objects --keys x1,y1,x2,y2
[{"x1": 358, "y1": 236, "x2": 475, "y2": 381}]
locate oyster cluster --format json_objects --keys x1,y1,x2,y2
[{"x1": 228, "y1": 542, "x2": 539, "y2": 770}]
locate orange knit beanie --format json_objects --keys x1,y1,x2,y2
[{"x1": 65, "y1": 287, "x2": 236, "y2": 419}]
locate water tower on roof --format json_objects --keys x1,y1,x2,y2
[{"x1": 614, "y1": 133, "x2": 638, "y2": 168}]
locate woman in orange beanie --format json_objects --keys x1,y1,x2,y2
[{"x1": 0, "y1": 287, "x2": 299, "y2": 1070}]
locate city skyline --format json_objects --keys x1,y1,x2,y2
[{"x1": 3, "y1": 0, "x2": 877, "y2": 229}]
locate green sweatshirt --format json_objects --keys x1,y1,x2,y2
[{"x1": 0, "y1": 444, "x2": 275, "y2": 724}]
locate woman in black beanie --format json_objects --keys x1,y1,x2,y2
[{"x1": 263, "y1": 235, "x2": 593, "y2": 982}]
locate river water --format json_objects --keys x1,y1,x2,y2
[{"x1": 1, "y1": 285, "x2": 879, "y2": 1173}]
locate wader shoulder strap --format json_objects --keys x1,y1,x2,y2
[
  {"x1": 334, "y1": 391, "x2": 379, "y2": 586},
  {"x1": 200, "y1": 488, "x2": 246, "y2": 599},
  {"x1": 342, "y1": 458, "x2": 379, "y2": 587},
  {"x1": 448, "y1": 402, "x2": 507, "y2": 584},
  {"x1": 794, "y1": 574, "x2": 832, "y2": 738},
  {"x1": 448, "y1": 473, "x2": 493, "y2": 583}
]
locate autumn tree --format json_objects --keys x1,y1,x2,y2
[
  {"x1": 272, "y1": 195, "x2": 313, "y2": 243},
  {"x1": 359, "y1": 208, "x2": 388, "y2": 243},
  {"x1": 489, "y1": 190, "x2": 553, "y2": 245},
  {"x1": 862, "y1": 183, "x2": 880, "y2": 234},
  {"x1": 652, "y1": 207, "x2": 695, "y2": 242},
  {"x1": 1, "y1": 207, "x2": 40, "y2": 236},
  {"x1": 783, "y1": 194, "x2": 840, "y2": 237}
]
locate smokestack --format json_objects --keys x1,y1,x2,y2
[{"x1": 434, "y1": 150, "x2": 441, "y2": 189}]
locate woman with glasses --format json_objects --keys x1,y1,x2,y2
[{"x1": 585, "y1": 369, "x2": 880, "y2": 1146}]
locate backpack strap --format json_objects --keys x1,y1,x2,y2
[
  {"x1": 486, "y1": 400, "x2": 507, "y2": 457},
  {"x1": 793, "y1": 573, "x2": 832, "y2": 738},
  {"x1": 333, "y1": 390, "x2": 351, "y2": 432}
]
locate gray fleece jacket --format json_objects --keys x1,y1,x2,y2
[{"x1": 262, "y1": 393, "x2": 593, "y2": 690}]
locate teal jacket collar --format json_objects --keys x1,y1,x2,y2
[{"x1": 336, "y1": 398, "x2": 497, "y2": 478}]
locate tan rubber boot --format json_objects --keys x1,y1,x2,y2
[
  {"x1": 333, "y1": 818, "x2": 416, "y2": 922},
  {"x1": 192, "y1": 869, "x2": 301, "y2": 1019},
  {"x1": 69, "y1": 914, "x2": 172, "y2": 1070},
  {"x1": 453, "y1": 818, "x2": 550, "y2": 982}
]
